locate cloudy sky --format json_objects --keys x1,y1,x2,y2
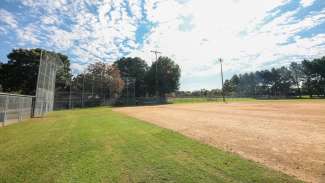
[{"x1": 0, "y1": 0, "x2": 325, "y2": 90}]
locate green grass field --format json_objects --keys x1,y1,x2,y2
[
  {"x1": 168, "y1": 97, "x2": 257, "y2": 104},
  {"x1": 168, "y1": 97, "x2": 325, "y2": 104},
  {"x1": 0, "y1": 107, "x2": 302, "y2": 183}
]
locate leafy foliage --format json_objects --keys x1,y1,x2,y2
[
  {"x1": 145, "y1": 56, "x2": 181, "y2": 97},
  {"x1": 0, "y1": 48, "x2": 181, "y2": 106},
  {"x1": 114, "y1": 57, "x2": 148, "y2": 97},
  {"x1": 0, "y1": 48, "x2": 71, "y2": 95},
  {"x1": 74, "y1": 62, "x2": 125, "y2": 99},
  {"x1": 223, "y1": 57, "x2": 325, "y2": 98}
]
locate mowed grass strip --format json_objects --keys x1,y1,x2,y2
[
  {"x1": 0, "y1": 107, "x2": 302, "y2": 183},
  {"x1": 168, "y1": 97, "x2": 257, "y2": 104},
  {"x1": 168, "y1": 97, "x2": 325, "y2": 104}
]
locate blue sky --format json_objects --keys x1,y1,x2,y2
[{"x1": 0, "y1": 0, "x2": 325, "y2": 90}]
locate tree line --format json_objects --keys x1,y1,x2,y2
[
  {"x1": 223, "y1": 57, "x2": 325, "y2": 98},
  {"x1": 175, "y1": 89, "x2": 222, "y2": 98},
  {"x1": 0, "y1": 49, "x2": 181, "y2": 103},
  {"x1": 114, "y1": 57, "x2": 181, "y2": 97}
]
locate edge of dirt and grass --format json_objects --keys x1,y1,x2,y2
[
  {"x1": 168, "y1": 97, "x2": 325, "y2": 104},
  {"x1": 0, "y1": 107, "x2": 303, "y2": 183}
]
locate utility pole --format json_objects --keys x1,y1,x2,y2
[
  {"x1": 219, "y1": 58, "x2": 226, "y2": 103},
  {"x1": 81, "y1": 72, "x2": 85, "y2": 108},
  {"x1": 100, "y1": 70, "x2": 103, "y2": 106},
  {"x1": 150, "y1": 50, "x2": 161, "y2": 99},
  {"x1": 69, "y1": 78, "x2": 72, "y2": 109},
  {"x1": 126, "y1": 77, "x2": 129, "y2": 105},
  {"x1": 91, "y1": 75, "x2": 94, "y2": 97}
]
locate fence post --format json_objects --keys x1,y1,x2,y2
[
  {"x1": 1, "y1": 96, "x2": 4, "y2": 127},
  {"x1": 31, "y1": 97, "x2": 35, "y2": 118},
  {"x1": 3, "y1": 95, "x2": 9, "y2": 127},
  {"x1": 18, "y1": 97, "x2": 22, "y2": 121}
]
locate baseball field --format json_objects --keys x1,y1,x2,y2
[
  {"x1": 115, "y1": 99, "x2": 325, "y2": 183},
  {"x1": 1, "y1": 99, "x2": 324, "y2": 182}
]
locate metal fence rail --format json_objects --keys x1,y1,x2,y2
[{"x1": 0, "y1": 93, "x2": 34, "y2": 127}]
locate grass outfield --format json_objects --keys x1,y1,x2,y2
[{"x1": 0, "y1": 108, "x2": 302, "y2": 183}]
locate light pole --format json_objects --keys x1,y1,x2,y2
[{"x1": 219, "y1": 58, "x2": 226, "y2": 102}]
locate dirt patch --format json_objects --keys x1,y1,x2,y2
[{"x1": 114, "y1": 101, "x2": 325, "y2": 183}]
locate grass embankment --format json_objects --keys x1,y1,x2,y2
[{"x1": 0, "y1": 107, "x2": 302, "y2": 183}]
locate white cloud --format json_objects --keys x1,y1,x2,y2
[
  {"x1": 0, "y1": 9, "x2": 18, "y2": 28},
  {"x1": 47, "y1": 27, "x2": 74, "y2": 49},
  {"x1": 2, "y1": 0, "x2": 325, "y2": 90},
  {"x1": 70, "y1": 62, "x2": 87, "y2": 74},
  {"x1": 16, "y1": 24, "x2": 40, "y2": 45},
  {"x1": 41, "y1": 16, "x2": 60, "y2": 25},
  {"x1": 300, "y1": 0, "x2": 316, "y2": 7},
  {"x1": 0, "y1": 27, "x2": 8, "y2": 35},
  {"x1": 127, "y1": 0, "x2": 325, "y2": 90},
  {"x1": 17, "y1": 0, "x2": 141, "y2": 65}
]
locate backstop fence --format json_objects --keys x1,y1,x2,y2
[
  {"x1": 0, "y1": 51, "x2": 62, "y2": 126},
  {"x1": 0, "y1": 93, "x2": 35, "y2": 127},
  {"x1": 34, "y1": 52, "x2": 62, "y2": 117}
]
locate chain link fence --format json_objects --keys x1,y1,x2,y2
[
  {"x1": 0, "y1": 51, "x2": 62, "y2": 126},
  {"x1": 0, "y1": 93, "x2": 35, "y2": 127},
  {"x1": 53, "y1": 76, "x2": 136, "y2": 110},
  {"x1": 34, "y1": 52, "x2": 62, "y2": 117}
]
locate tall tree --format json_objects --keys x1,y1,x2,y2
[
  {"x1": 312, "y1": 57, "x2": 325, "y2": 96},
  {"x1": 223, "y1": 79, "x2": 233, "y2": 96},
  {"x1": 223, "y1": 74, "x2": 239, "y2": 96},
  {"x1": 219, "y1": 56, "x2": 325, "y2": 98},
  {"x1": 75, "y1": 62, "x2": 124, "y2": 99},
  {"x1": 302, "y1": 59, "x2": 318, "y2": 97},
  {"x1": 237, "y1": 73, "x2": 257, "y2": 97},
  {"x1": 302, "y1": 58, "x2": 325, "y2": 97},
  {"x1": 0, "y1": 48, "x2": 71, "y2": 95},
  {"x1": 114, "y1": 57, "x2": 149, "y2": 97},
  {"x1": 289, "y1": 62, "x2": 304, "y2": 97},
  {"x1": 277, "y1": 67, "x2": 292, "y2": 96},
  {"x1": 145, "y1": 56, "x2": 181, "y2": 97},
  {"x1": 255, "y1": 70, "x2": 271, "y2": 96},
  {"x1": 55, "y1": 53, "x2": 73, "y2": 91}
]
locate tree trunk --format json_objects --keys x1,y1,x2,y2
[{"x1": 296, "y1": 82, "x2": 302, "y2": 98}]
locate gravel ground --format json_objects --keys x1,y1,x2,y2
[{"x1": 114, "y1": 101, "x2": 325, "y2": 183}]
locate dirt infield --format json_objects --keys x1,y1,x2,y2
[{"x1": 114, "y1": 101, "x2": 325, "y2": 183}]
